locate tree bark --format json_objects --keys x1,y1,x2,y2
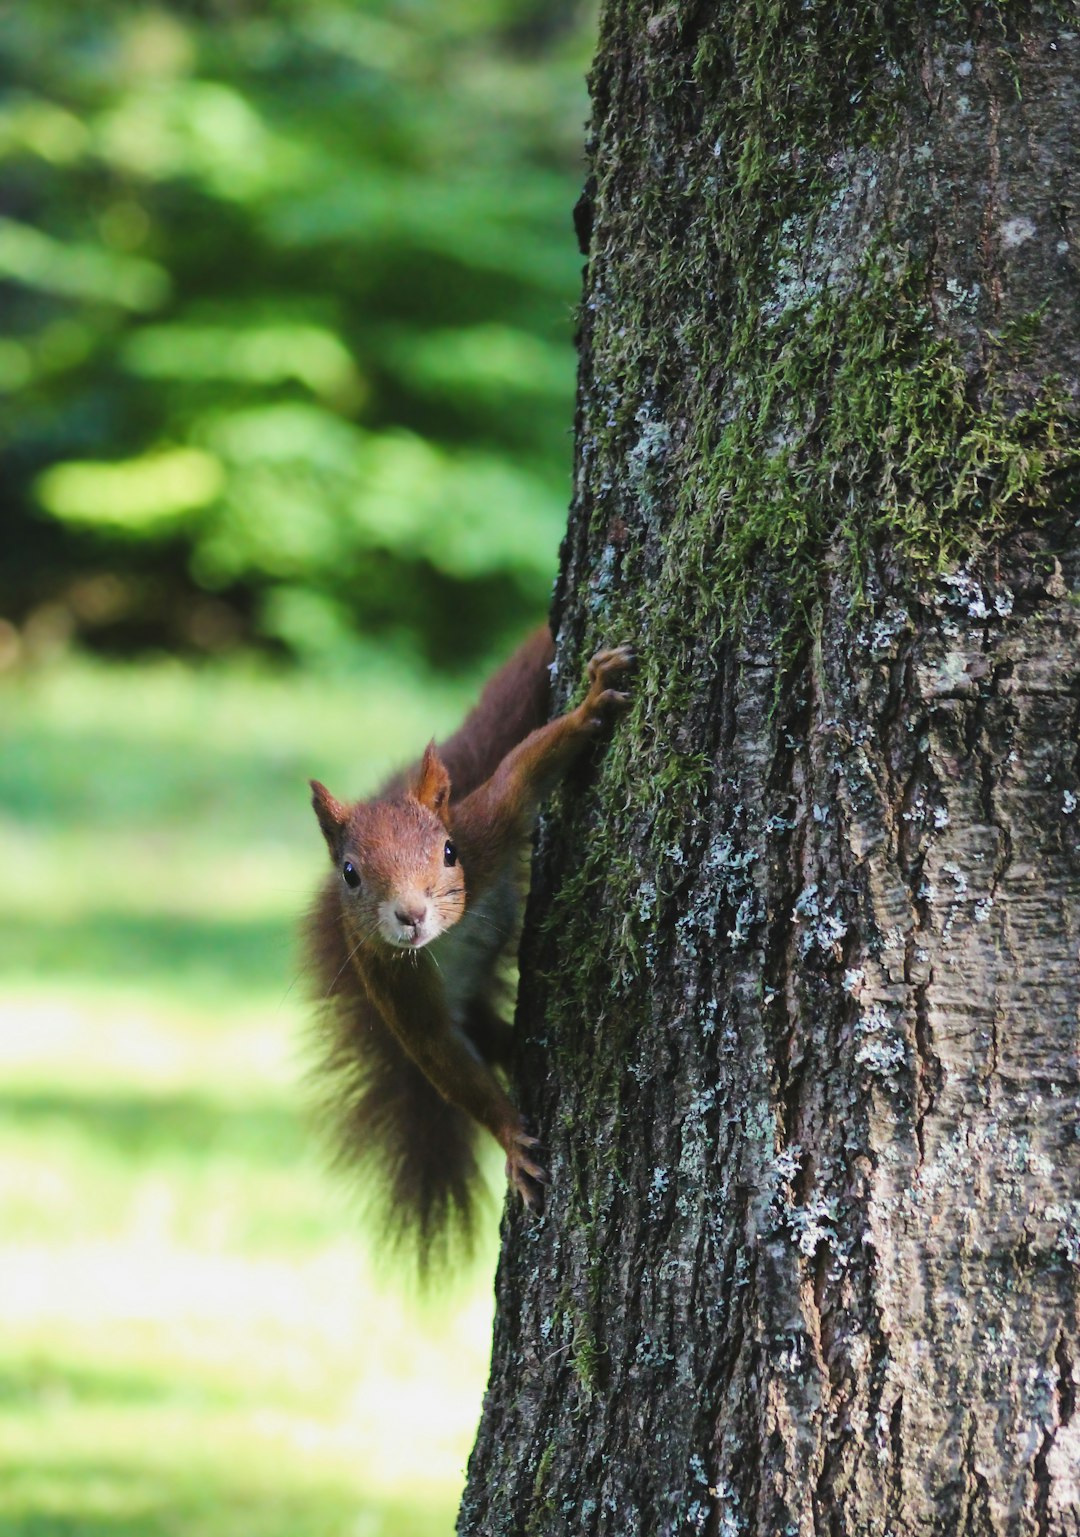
[{"x1": 461, "y1": 4, "x2": 1080, "y2": 1533}]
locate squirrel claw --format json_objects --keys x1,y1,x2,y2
[
  {"x1": 517, "y1": 1157, "x2": 549, "y2": 1184},
  {"x1": 516, "y1": 1175, "x2": 546, "y2": 1215},
  {"x1": 584, "y1": 644, "x2": 634, "y2": 724},
  {"x1": 508, "y1": 1161, "x2": 547, "y2": 1213},
  {"x1": 506, "y1": 1130, "x2": 549, "y2": 1213},
  {"x1": 587, "y1": 644, "x2": 635, "y2": 688}
]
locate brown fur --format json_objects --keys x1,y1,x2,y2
[{"x1": 304, "y1": 627, "x2": 632, "y2": 1266}]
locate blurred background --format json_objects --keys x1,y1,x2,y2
[{"x1": 0, "y1": 1, "x2": 593, "y2": 1531}]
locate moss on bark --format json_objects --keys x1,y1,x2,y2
[{"x1": 462, "y1": 4, "x2": 1080, "y2": 1532}]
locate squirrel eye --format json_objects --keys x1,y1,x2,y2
[
  {"x1": 342, "y1": 861, "x2": 360, "y2": 888},
  {"x1": 443, "y1": 840, "x2": 457, "y2": 868}
]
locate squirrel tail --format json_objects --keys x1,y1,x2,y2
[{"x1": 304, "y1": 887, "x2": 485, "y2": 1269}]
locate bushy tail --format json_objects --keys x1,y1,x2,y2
[{"x1": 304, "y1": 887, "x2": 484, "y2": 1270}]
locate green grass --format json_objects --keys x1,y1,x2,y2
[{"x1": 0, "y1": 651, "x2": 506, "y2": 1537}]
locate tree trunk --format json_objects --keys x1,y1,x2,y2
[{"x1": 461, "y1": 5, "x2": 1080, "y2": 1533}]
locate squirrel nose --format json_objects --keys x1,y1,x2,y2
[{"x1": 395, "y1": 905, "x2": 425, "y2": 929}]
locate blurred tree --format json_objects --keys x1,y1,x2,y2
[{"x1": 0, "y1": 0, "x2": 594, "y2": 669}]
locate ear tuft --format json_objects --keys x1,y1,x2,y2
[
  {"x1": 413, "y1": 741, "x2": 451, "y2": 821},
  {"x1": 310, "y1": 779, "x2": 348, "y2": 856}
]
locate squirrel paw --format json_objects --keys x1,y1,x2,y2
[
  {"x1": 583, "y1": 644, "x2": 634, "y2": 724},
  {"x1": 506, "y1": 1129, "x2": 548, "y2": 1214}
]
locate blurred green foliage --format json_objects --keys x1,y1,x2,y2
[
  {"x1": 0, "y1": 0, "x2": 592, "y2": 669},
  {"x1": 0, "y1": 12, "x2": 593, "y2": 1526},
  {"x1": 0, "y1": 653, "x2": 504, "y2": 1536}
]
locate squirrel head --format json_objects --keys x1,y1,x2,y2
[{"x1": 310, "y1": 743, "x2": 465, "y2": 951}]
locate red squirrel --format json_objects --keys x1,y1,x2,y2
[{"x1": 305, "y1": 627, "x2": 632, "y2": 1261}]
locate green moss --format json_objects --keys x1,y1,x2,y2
[
  {"x1": 569, "y1": 1315, "x2": 605, "y2": 1403},
  {"x1": 535, "y1": 0, "x2": 1079, "y2": 1266},
  {"x1": 524, "y1": 1442, "x2": 558, "y2": 1537},
  {"x1": 678, "y1": 259, "x2": 1078, "y2": 653},
  {"x1": 578, "y1": 2, "x2": 1078, "y2": 673}
]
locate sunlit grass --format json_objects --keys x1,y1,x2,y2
[{"x1": 0, "y1": 652, "x2": 506, "y2": 1537}]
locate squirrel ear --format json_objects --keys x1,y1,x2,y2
[
  {"x1": 413, "y1": 741, "x2": 451, "y2": 821},
  {"x1": 310, "y1": 779, "x2": 347, "y2": 856}
]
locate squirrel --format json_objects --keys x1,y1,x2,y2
[{"x1": 305, "y1": 626, "x2": 633, "y2": 1263}]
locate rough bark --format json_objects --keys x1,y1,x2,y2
[{"x1": 461, "y1": 4, "x2": 1080, "y2": 1534}]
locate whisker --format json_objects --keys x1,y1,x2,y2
[
  {"x1": 277, "y1": 967, "x2": 309, "y2": 1012},
  {"x1": 461, "y1": 909, "x2": 512, "y2": 939},
  {"x1": 322, "y1": 920, "x2": 380, "y2": 998}
]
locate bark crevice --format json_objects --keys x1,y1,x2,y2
[{"x1": 461, "y1": 7, "x2": 1080, "y2": 1533}]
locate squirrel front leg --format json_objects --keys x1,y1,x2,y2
[
  {"x1": 451, "y1": 644, "x2": 634, "y2": 894},
  {"x1": 433, "y1": 643, "x2": 632, "y2": 1209},
  {"x1": 363, "y1": 956, "x2": 547, "y2": 1210}
]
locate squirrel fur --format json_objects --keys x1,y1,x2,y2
[{"x1": 305, "y1": 627, "x2": 632, "y2": 1265}]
